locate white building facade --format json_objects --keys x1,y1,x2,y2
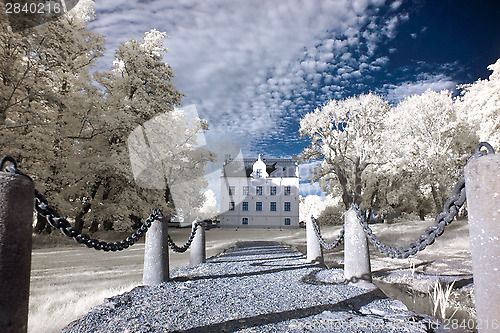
[{"x1": 220, "y1": 155, "x2": 299, "y2": 228}]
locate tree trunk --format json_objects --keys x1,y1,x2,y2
[
  {"x1": 103, "y1": 220, "x2": 114, "y2": 231},
  {"x1": 353, "y1": 159, "x2": 362, "y2": 206},
  {"x1": 100, "y1": 185, "x2": 114, "y2": 231},
  {"x1": 334, "y1": 164, "x2": 352, "y2": 210},
  {"x1": 130, "y1": 214, "x2": 142, "y2": 230},
  {"x1": 431, "y1": 184, "x2": 442, "y2": 212},
  {"x1": 369, "y1": 180, "x2": 379, "y2": 208},
  {"x1": 75, "y1": 180, "x2": 101, "y2": 231},
  {"x1": 89, "y1": 219, "x2": 99, "y2": 233},
  {"x1": 75, "y1": 203, "x2": 91, "y2": 232},
  {"x1": 164, "y1": 184, "x2": 176, "y2": 211},
  {"x1": 33, "y1": 213, "x2": 46, "y2": 234}
]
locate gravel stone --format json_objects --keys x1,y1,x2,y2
[{"x1": 62, "y1": 241, "x2": 440, "y2": 332}]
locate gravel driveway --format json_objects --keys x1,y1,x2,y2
[{"x1": 63, "y1": 241, "x2": 439, "y2": 332}]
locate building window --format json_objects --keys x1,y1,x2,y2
[
  {"x1": 229, "y1": 186, "x2": 235, "y2": 195},
  {"x1": 243, "y1": 186, "x2": 249, "y2": 195},
  {"x1": 242, "y1": 202, "x2": 248, "y2": 211},
  {"x1": 255, "y1": 169, "x2": 262, "y2": 177},
  {"x1": 284, "y1": 186, "x2": 291, "y2": 195},
  {"x1": 256, "y1": 186, "x2": 263, "y2": 195},
  {"x1": 284, "y1": 202, "x2": 291, "y2": 211},
  {"x1": 270, "y1": 202, "x2": 276, "y2": 211},
  {"x1": 270, "y1": 186, "x2": 276, "y2": 195},
  {"x1": 284, "y1": 218, "x2": 291, "y2": 225},
  {"x1": 256, "y1": 202, "x2": 262, "y2": 211},
  {"x1": 242, "y1": 218, "x2": 248, "y2": 225},
  {"x1": 229, "y1": 202, "x2": 235, "y2": 210}
]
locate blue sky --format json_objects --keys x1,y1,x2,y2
[{"x1": 86, "y1": 0, "x2": 499, "y2": 198}]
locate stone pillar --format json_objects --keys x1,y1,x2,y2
[
  {"x1": 306, "y1": 216, "x2": 324, "y2": 265},
  {"x1": 190, "y1": 219, "x2": 206, "y2": 265},
  {"x1": 143, "y1": 216, "x2": 169, "y2": 285},
  {"x1": 344, "y1": 207, "x2": 373, "y2": 288},
  {"x1": 464, "y1": 153, "x2": 500, "y2": 333},
  {"x1": 0, "y1": 171, "x2": 34, "y2": 333}
]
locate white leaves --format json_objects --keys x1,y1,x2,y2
[
  {"x1": 488, "y1": 58, "x2": 500, "y2": 81},
  {"x1": 389, "y1": 89, "x2": 457, "y2": 162},
  {"x1": 300, "y1": 92, "x2": 390, "y2": 165},
  {"x1": 111, "y1": 59, "x2": 125, "y2": 75},
  {"x1": 199, "y1": 190, "x2": 219, "y2": 220},
  {"x1": 457, "y1": 57, "x2": 500, "y2": 151},
  {"x1": 140, "y1": 29, "x2": 168, "y2": 60},
  {"x1": 128, "y1": 104, "x2": 213, "y2": 219},
  {"x1": 102, "y1": 29, "x2": 183, "y2": 123},
  {"x1": 66, "y1": 0, "x2": 96, "y2": 23},
  {"x1": 386, "y1": 88, "x2": 477, "y2": 200}
]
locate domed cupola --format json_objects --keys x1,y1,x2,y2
[{"x1": 251, "y1": 154, "x2": 268, "y2": 178}]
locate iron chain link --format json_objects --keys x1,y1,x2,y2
[
  {"x1": 311, "y1": 216, "x2": 344, "y2": 249},
  {"x1": 34, "y1": 191, "x2": 163, "y2": 251},
  {"x1": 355, "y1": 142, "x2": 495, "y2": 259},
  {"x1": 167, "y1": 223, "x2": 200, "y2": 253},
  {"x1": 1, "y1": 156, "x2": 163, "y2": 252}
]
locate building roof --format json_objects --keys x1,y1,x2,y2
[{"x1": 222, "y1": 158, "x2": 298, "y2": 178}]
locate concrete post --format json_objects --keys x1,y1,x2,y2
[
  {"x1": 190, "y1": 219, "x2": 206, "y2": 265},
  {"x1": 464, "y1": 153, "x2": 500, "y2": 333},
  {"x1": 344, "y1": 207, "x2": 373, "y2": 288},
  {"x1": 143, "y1": 216, "x2": 169, "y2": 285},
  {"x1": 306, "y1": 216, "x2": 324, "y2": 265},
  {"x1": 0, "y1": 171, "x2": 34, "y2": 333}
]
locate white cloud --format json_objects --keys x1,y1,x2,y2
[
  {"x1": 384, "y1": 74, "x2": 458, "y2": 103},
  {"x1": 391, "y1": 0, "x2": 403, "y2": 10},
  {"x1": 298, "y1": 160, "x2": 321, "y2": 180},
  {"x1": 298, "y1": 160, "x2": 324, "y2": 197},
  {"x1": 299, "y1": 181, "x2": 324, "y2": 198}
]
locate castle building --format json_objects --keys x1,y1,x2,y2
[{"x1": 220, "y1": 155, "x2": 299, "y2": 228}]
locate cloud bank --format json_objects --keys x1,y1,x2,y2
[{"x1": 89, "y1": 0, "x2": 411, "y2": 157}]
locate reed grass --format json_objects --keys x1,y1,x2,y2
[{"x1": 430, "y1": 280, "x2": 458, "y2": 320}]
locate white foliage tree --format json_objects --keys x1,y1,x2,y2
[
  {"x1": 83, "y1": 29, "x2": 203, "y2": 231},
  {"x1": 299, "y1": 195, "x2": 326, "y2": 221},
  {"x1": 324, "y1": 194, "x2": 341, "y2": 207},
  {"x1": 199, "y1": 190, "x2": 219, "y2": 220},
  {"x1": 127, "y1": 104, "x2": 214, "y2": 227},
  {"x1": 299, "y1": 93, "x2": 391, "y2": 209},
  {"x1": 457, "y1": 58, "x2": 500, "y2": 151},
  {"x1": 1, "y1": 0, "x2": 106, "y2": 232},
  {"x1": 388, "y1": 89, "x2": 477, "y2": 212}
]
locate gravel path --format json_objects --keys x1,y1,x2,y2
[{"x1": 62, "y1": 241, "x2": 440, "y2": 332}]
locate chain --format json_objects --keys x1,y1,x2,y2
[
  {"x1": 1, "y1": 156, "x2": 163, "y2": 252},
  {"x1": 167, "y1": 223, "x2": 200, "y2": 253},
  {"x1": 311, "y1": 216, "x2": 344, "y2": 249},
  {"x1": 355, "y1": 142, "x2": 495, "y2": 259}
]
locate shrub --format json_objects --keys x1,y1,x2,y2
[{"x1": 317, "y1": 204, "x2": 345, "y2": 226}]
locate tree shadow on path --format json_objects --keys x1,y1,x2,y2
[{"x1": 172, "y1": 289, "x2": 392, "y2": 333}]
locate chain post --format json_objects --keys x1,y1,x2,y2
[
  {"x1": 189, "y1": 218, "x2": 206, "y2": 265},
  {"x1": 344, "y1": 207, "x2": 374, "y2": 289},
  {"x1": 311, "y1": 216, "x2": 344, "y2": 249},
  {"x1": 306, "y1": 215, "x2": 324, "y2": 265},
  {"x1": 143, "y1": 215, "x2": 169, "y2": 285},
  {"x1": 464, "y1": 148, "x2": 499, "y2": 332},
  {"x1": 0, "y1": 165, "x2": 34, "y2": 333}
]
